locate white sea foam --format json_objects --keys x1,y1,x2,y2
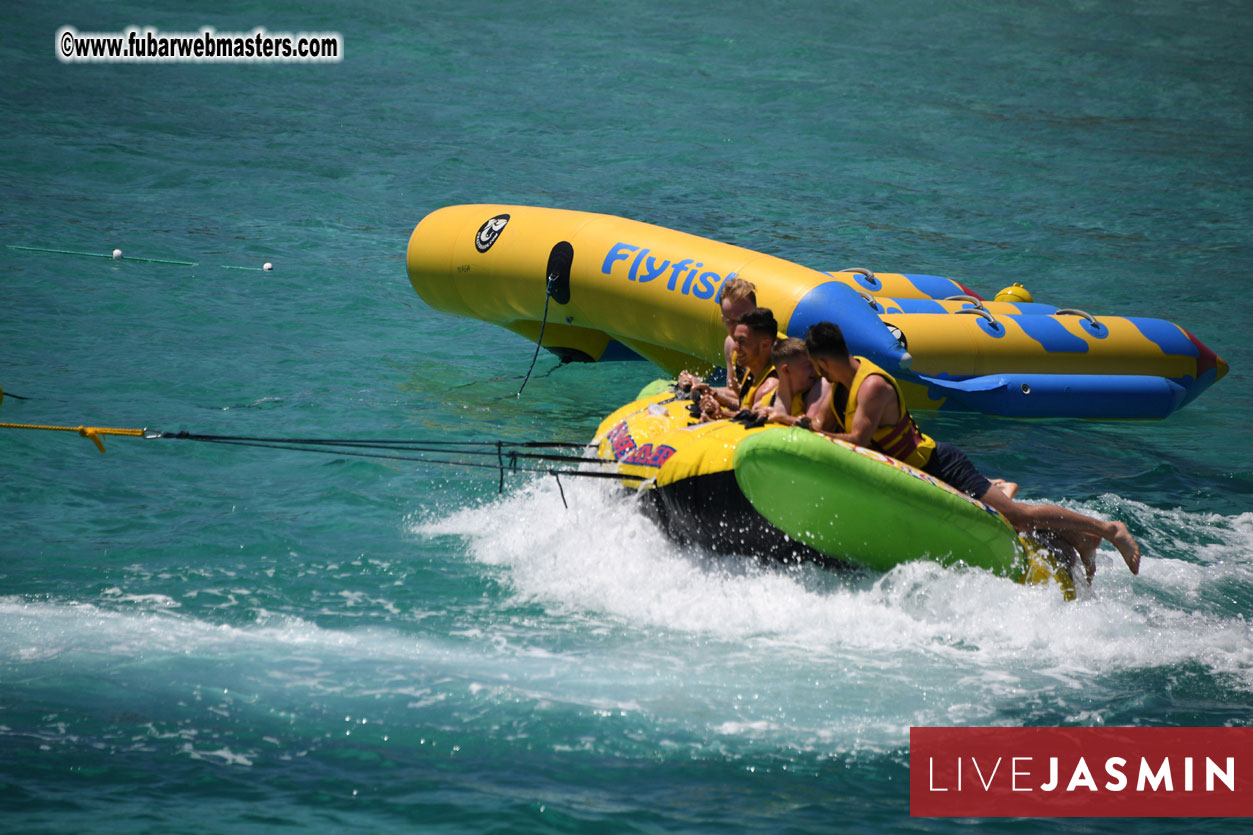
[
  {"x1": 412, "y1": 476, "x2": 1253, "y2": 750},
  {"x1": 5, "y1": 484, "x2": 1248, "y2": 761}
]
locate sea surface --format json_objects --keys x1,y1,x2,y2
[{"x1": 3, "y1": 0, "x2": 1251, "y2": 832}]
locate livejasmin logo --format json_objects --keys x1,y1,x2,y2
[
  {"x1": 927, "y1": 751, "x2": 1234, "y2": 793},
  {"x1": 910, "y1": 727, "x2": 1253, "y2": 818}
]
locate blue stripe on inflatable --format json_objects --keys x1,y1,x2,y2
[
  {"x1": 882, "y1": 301, "x2": 1059, "y2": 315},
  {"x1": 914, "y1": 373, "x2": 1186, "y2": 419},
  {"x1": 1125, "y1": 317, "x2": 1198, "y2": 359},
  {"x1": 1006, "y1": 302, "x2": 1059, "y2": 315},
  {"x1": 789, "y1": 281, "x2": 911, "y2": 373},
  {"x1": 901, "y1": 273, "x2": 964, "y2": 299},
  {"x1": 1175, "y1": 366, "x2": 1217, "y2": 408},
  {"x1": 887, "y1": 298, "x2": 949, "y2": 314},
  {"x1": 1004, "y1": 314, "x2": 1090, "y2": 353}
]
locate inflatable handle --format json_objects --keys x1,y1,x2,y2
[
  {"x1": 955, "y1": 306, "x2": 998, "y2": 325},
  {"x1": 944, "y1": 294, "x2": 986, "y2": 308},
  {"x1": 837, "y1": 267, "x2": 882, "y2": 291},
  {"x1": 545, "y1": 241, "x2": 573, "y2": 305},
  {"x1": 1055, "y1": 308, "x2": 1097, "y2": 325},
  {"x1": 1056, "y1": 308, "x2": 1108, "y2": 338},
  {"x1": 730, "y1": 410, "x2": 768, "y2": 429},
  {"x1": 854, "y1": 289, "x2": 883, "y2": 311}
]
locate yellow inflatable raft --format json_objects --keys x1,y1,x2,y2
[
  {"x1": 590, "y1": 383, "x2": 1075, "y2": 595},
  {"x1": 407, "y1": 204, "x2": 1227, "y2": 420}
]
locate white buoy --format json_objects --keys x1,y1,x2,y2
[
  {"x1": 112, "y1": 248, "x2": 123, "y2": 260},
  {"x1": 263, "y1": 262, "x2": 273, "y2": 271}
]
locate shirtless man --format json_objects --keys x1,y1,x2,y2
[{"x1": 804, "y1": 321, "x2": 1141, "y2": 577}]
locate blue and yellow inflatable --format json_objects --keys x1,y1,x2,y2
[{"x1": 406, "y1": 204, "x2": 1227, "y2": 420}]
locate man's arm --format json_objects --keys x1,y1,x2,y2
[
  {"x1": 724, "y1": 335, "x2": 740, "y2": 396},
  {"x1": 755, "y1": 376, "x2": 793, "y2": 424},
  {"x1": 821, "y1": 375, "x2": 895, "y2": 446},
  {"x1": 748, "y1": 378, "x2": 779, "y2": 412}
]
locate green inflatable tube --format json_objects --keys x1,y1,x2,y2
[
  {"x1": 635, "y1": 378, "x2": 677, "y2": 399},
  {"x1": 733, "y1": 428, "x2": 1025, "y2": 574}
]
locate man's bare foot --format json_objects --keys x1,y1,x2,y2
[{"x1": 1108, "y1": 522, "x2": 1140, "y2": 575}]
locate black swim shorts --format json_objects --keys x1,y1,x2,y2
[{"x1": 920, "y1": 441, "x2": 993, "y2": 499}]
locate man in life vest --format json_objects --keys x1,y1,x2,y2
[
  {"x1": 678, "y1": 277, "x2": 757, "y2": 399},
  {"x1": 696, "y1": 307, "x2": 780, "y2": 420},
  {"x1": 804, "y1": 321, "x2": 1140, "y2": 578},
  {"x1": 755, "y1": 337, "x2": 827, "y2": 428}
]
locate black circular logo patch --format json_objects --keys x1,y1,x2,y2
[
  {"x1": 474, "y1": 213, "x2": 510, "y2": 253},
  {"x1": 884, "y1": 322, "x2": 907, "y2": 351}
]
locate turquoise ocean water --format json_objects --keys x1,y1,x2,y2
[{"x1": 3, "y1": 0, "x2": 1251, "y2": 831}]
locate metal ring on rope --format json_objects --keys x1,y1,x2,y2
[{"x1": 1055, "y1": 308, "x2": 1098, "y2": 326}]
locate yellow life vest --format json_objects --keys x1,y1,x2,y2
[
  {"x1": 788, "y1": 386, "x2": 811, "y2": 417},
  {"x1": 738, "y1": 364, "x2": 778, "y2": 409},
  {"x1": 761, "y1": 385, "x2": 808, "y2": 416},
  {"x1": 830, "y1": 357, "x2": 935, "y2": 468}
]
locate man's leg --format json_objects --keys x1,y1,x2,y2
[{"x1": 978, "y1": 487, "x2": 1140, "y2": 575}]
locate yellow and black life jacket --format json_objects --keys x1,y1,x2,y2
[
  {"x1": 830, "y1": 357, "x2": 936, "y2": 468},
  {"x1": 738, "y1": 364, "x2": 778, "y2": 409},
  {"x1": 760, "y1": 386, "x2": 808, "y2": 416}
]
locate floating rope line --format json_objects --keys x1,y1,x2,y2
[
  {"x1": 7, "y1": 244, "x2": 272, "y2": 271},
  {"x1": 0, "y1": 422, "x2": 648, "y2": 496},
  {"x1": 6, "y1": 244, "x2": 198, "y2": 266}
]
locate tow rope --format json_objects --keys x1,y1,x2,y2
[{"x1": 0, "y1": 422, "x2": 648, "y2": 508}]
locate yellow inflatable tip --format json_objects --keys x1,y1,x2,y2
[{"x1": 994, "y1": 283, "x2": 1033, "y2": 304}]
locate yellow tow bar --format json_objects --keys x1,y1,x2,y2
[{"x1": 0, "y1": 422, "x2": 146, "y2": 453}]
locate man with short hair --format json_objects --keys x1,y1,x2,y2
[
  {"x1": 804, "y1": 321, "x2": 1140, "y2": 577},
  {"x1": 697, "y1": 307, "x2": 780, "y2": 419},
  {"x1": 755, "y1": 337, "x2": 826, "y2": 427},
  {"x1": 679, "y1": 277, "x2": 757, "y2": 397}
]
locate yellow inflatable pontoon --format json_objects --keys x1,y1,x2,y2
[{"x1": 406, "y1": 204, "x2": 1227, "y2": 420}]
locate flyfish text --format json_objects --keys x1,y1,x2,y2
[{"x1": 601, "y1": 242, "x2": 735, "y2": 300}]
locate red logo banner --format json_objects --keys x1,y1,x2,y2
[{"x1": 910, "y1": 727, "x2": 1253, "y2": 818}]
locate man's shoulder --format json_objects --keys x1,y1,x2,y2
[
  {"x1": 855, "y1": 372, "x2": 900, "y2": 420},
  {"x1": 859, "y1": 372, "x2": 895, "y2": 394}
]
